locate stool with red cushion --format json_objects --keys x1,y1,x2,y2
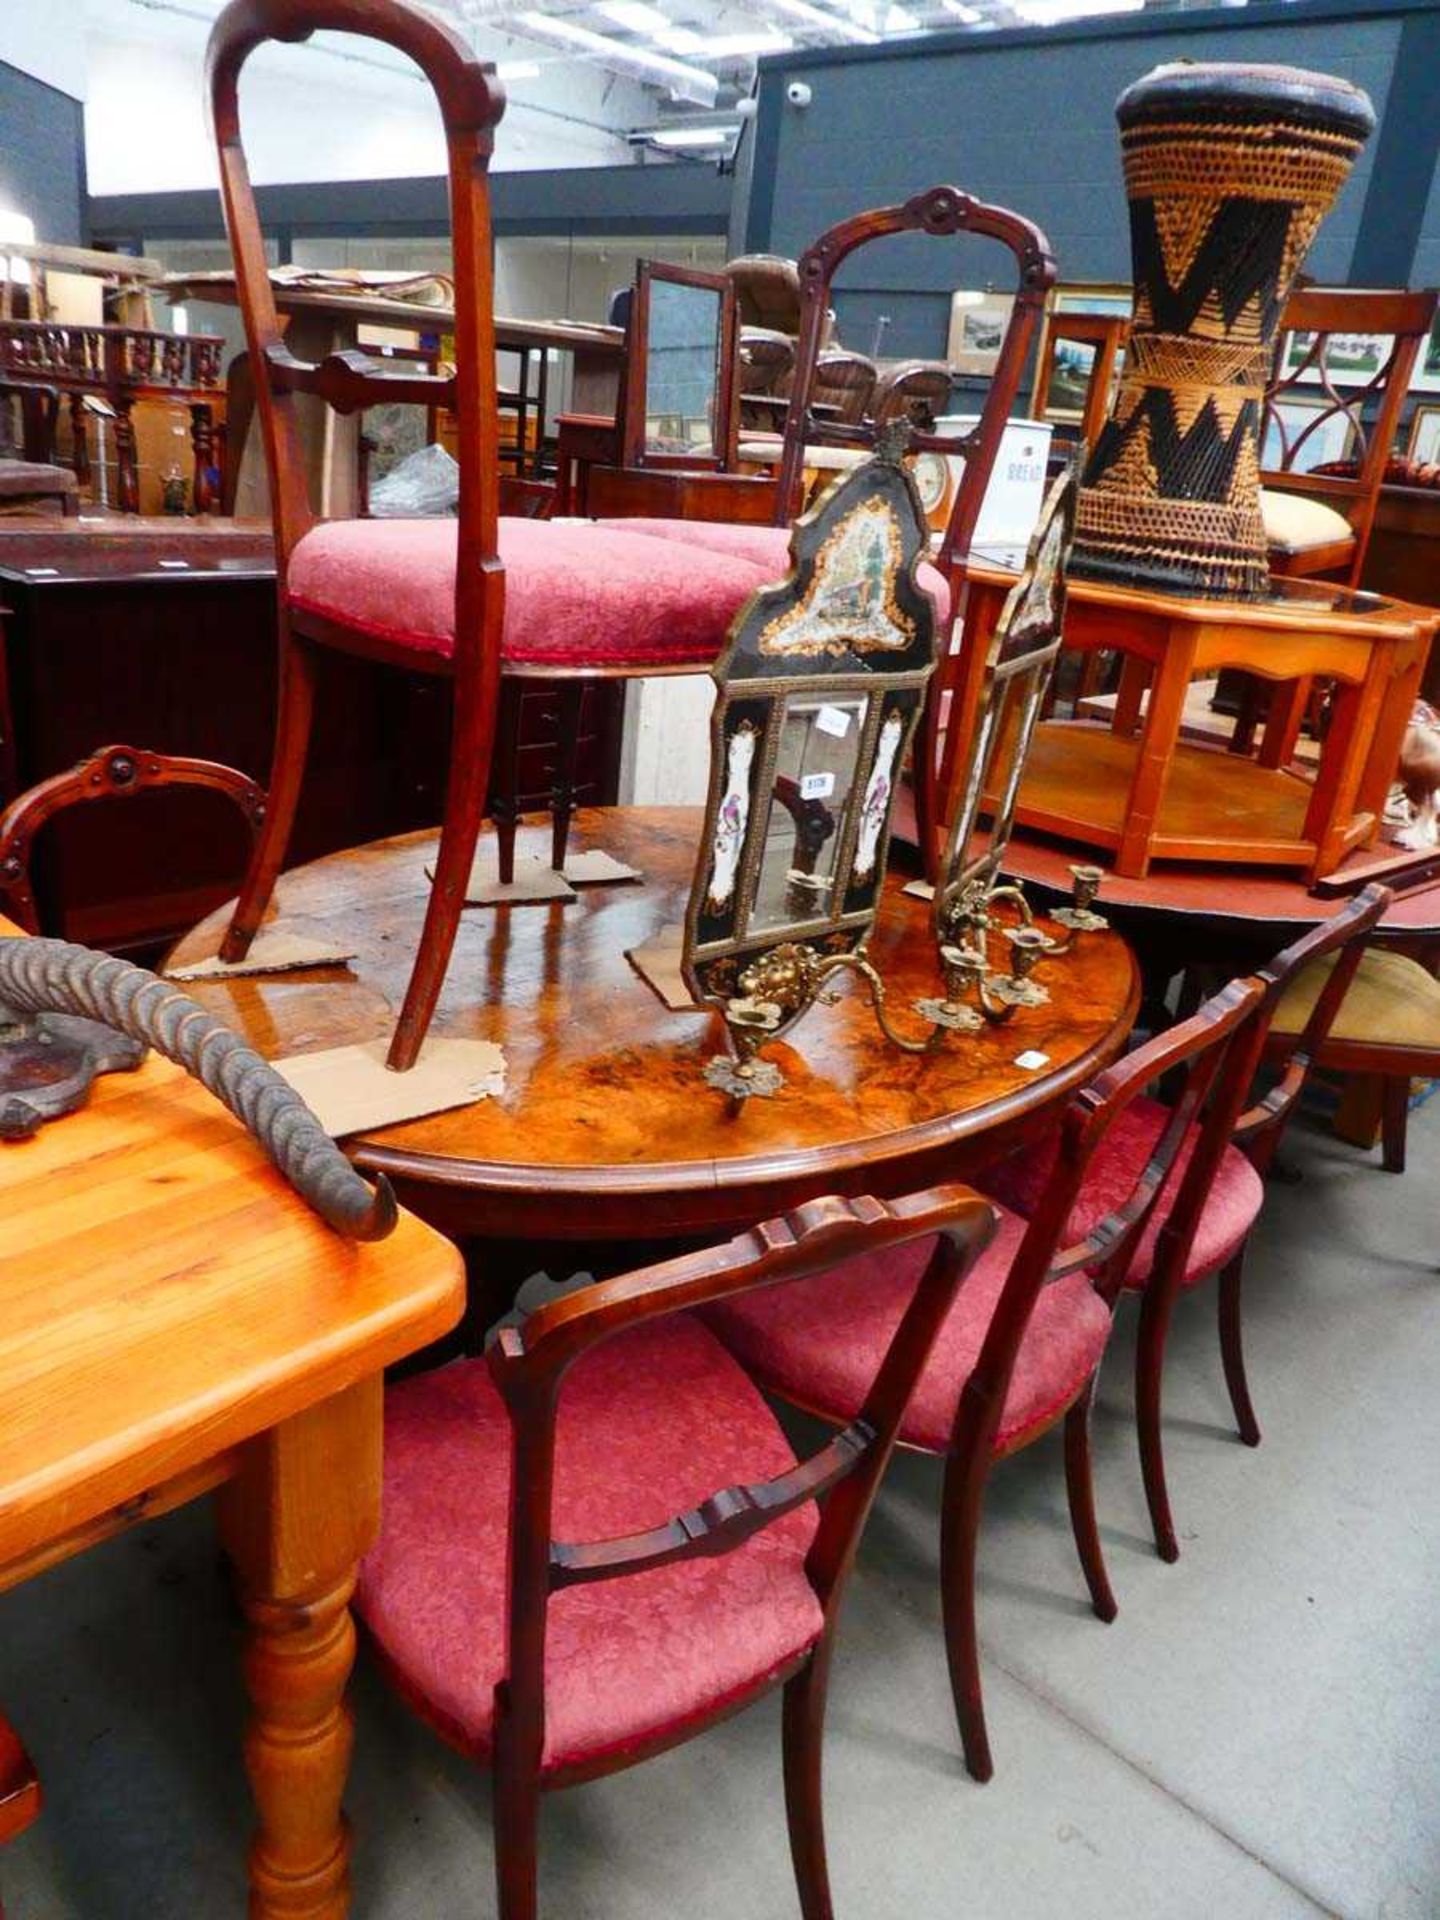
[
  {"x1": 209, "y1": 0, "x2": 803, "y2": 1072},
  {"x1": 354, "y1": 1188, "x2": 995, "y2": 1920},
  {"x1": 707, "y1": 979, "x2": 1263, "y2": 1785},
  {"x1": 980, "y1": 886, "x2": 1388, "y2": 1564}
]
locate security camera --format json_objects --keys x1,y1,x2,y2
[{"x1": 786, "y1": 80, "x2": 812, "y2": 108}]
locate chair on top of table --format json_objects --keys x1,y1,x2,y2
[
  {"x1": 207, "y1": 0, "x2": 813, "y2": 1070},
  {"x1": 707, "y1": 974, "x2": 1262, "y2": 1784},
  {"x1": 354, "y1": 1186, "x2": 996, "y2": 1918},
  {"x1": 607, "y1": 186, "x2": 1056, "y2": 864},
  {"x1": 984, "y1": 884, "x2": 1390, "y2": 1564}
]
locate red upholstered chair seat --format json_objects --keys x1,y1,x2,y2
[
  {"x1": 287, "y1": 515, "x2": 786, "y2": 671},
  {"x1": 355, "y1": 1317, "x2": 822, "y2": 1773},
  {"x1": 981, "y1": 1094, "x2": 1264, "y2": 1290},
  {"x1": 706, "y1": 1206, "x2": 1110, "y2": 1455},
  {"x1": 599, "y1": 516, "x2": 954, "y2": 625}
]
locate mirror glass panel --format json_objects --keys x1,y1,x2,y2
[
  {"x1": 644, "y1": 279, "x2": 723, "y2": 456},
  {"x1": 750, "y1": 694, "x2": 869, "y2": 932}
]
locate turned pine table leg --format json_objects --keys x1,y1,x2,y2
[{"x1": 220, "y1": 1377, "x2": 383, "y2": 1920}]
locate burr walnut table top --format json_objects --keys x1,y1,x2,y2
[{"x1": 170, "y1": 807, "x2": 1141, "y2": 1242}]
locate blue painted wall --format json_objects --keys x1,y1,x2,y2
[
  {"x1": 739, "y1": 0, "x2": 1439, "y2": 364},
  {"x1": 0, "y1": 60, "x2": 85, "y2": 246}
]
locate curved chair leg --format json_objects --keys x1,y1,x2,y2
[
  {"x1": 1135, "y1": 1282, "x2": 1179, "y2": 1563},
  {"x1": 939, "y1": 1446, "x2": 994, "y2": 1782},
  {"x1": 782, "y1": 1645, "x2": 837, "y2": 1920},
  {"x1": 388, "y1": 654, "x2": 499, "y2": 1071},
  {"x1": 493, "y1": 1752, "x2": 541, "y2": 1920},
  {"x1": 1381, "y1": 1075, "x2": 1410, "y2": 1175},
  {"x1": 1064, "y1": 1377, "x2": 1117, "y2": 1622},
  {"x1": 1217, "y1": 1249, "x2": 1261, "y2": 1446},
  {"x1": 222, "y1": 626, "x2": 318, "y2": 963}
]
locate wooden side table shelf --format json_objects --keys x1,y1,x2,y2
[{"x1": 955, "y1": 557, "x2": 1436, "y2": 883}]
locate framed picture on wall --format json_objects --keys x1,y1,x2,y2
[
  {"x1": 1408, "y1": 403, "x2": 1440, "y2": 464},
  {"x1": 1412, "y1": 314, "x2": 1440, "y2": 393},
  {"x1": 1052, "y1": 283, "x2": 1132, "y2": 320},
  {"x1": 1261, "y1": 396, "x2": 1357, "y2": 473},
  {"x1": 946, "y1": 291, "x2": 1015, "y2": 375},
  {"x1": 1282, "y1": 328, "x2": 1393, "y2": 385}
]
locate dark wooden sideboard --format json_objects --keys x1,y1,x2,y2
[{"x1": 0, "y1": 518, "x2": 622, "y2": 952}]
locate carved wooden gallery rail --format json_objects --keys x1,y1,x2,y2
[{"x1": 0, "y1": 321, "x2": 226, "y2": 514}]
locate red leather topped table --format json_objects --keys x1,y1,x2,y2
[{"x1": 169, "y1": 808, "x2": 1140, "y2": 1244}]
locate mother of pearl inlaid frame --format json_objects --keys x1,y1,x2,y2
[{"x1": 682, "y1": 431, "x2": 941, "y2": 1098}]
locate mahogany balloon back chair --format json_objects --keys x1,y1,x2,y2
[
  {"x1": 985, "y1": 883, "x2": 1390, "y2": 1563},
  {"x1": 773, "y1": 188, "x2": 1056, "y2": 861},
  {"x1": 354, "y1": 1186, "x2": 996, "y2": 1919},
  {"x1": 208, "y1": 0, "x2": 794, "y2": 1069},
  {"x1": 0, "y1": 744, "x2": 265, "y2": 937},
  {"x1": 708, "y1": 975, "x2": 1263, "y2": 1783}
]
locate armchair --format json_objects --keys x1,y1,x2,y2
[{"x1": 355, "y1": 1187, "x2": 996, "y2": 1917}]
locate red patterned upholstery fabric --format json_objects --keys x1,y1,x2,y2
[
  {"x1": 355, "y1": 1317, "x2": 822, "y2": 1773},
  {"x1": 980, "y1": 1094, "x2": 1264, "y2": 1290},
  {"x1": 601, "y1": 517, "x2": 954, "y2": 625},
  {"x1": 707, "y1": 1206, "x2": 1111, "y2": 1455},
  {"x1": 287, "y1": 516, "x2": 785, "y2": 669}
]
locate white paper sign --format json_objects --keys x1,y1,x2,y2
[
  {"x1": 1014, "y1": 1050, "x2": 1051, "y2": 1071},
  {"x1": 815, "y1": 704, "x2": 853, "y2": 739},
  {"x1": 800, "y1": 770, "x2": 836, "y2": 801}
]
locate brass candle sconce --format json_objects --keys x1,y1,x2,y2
[
  {"x1": 681, "y1": 428, "x2": 941, "y2": 1099},
  {"x1": 915, "y1": 462, "x2": 1103, "y2": 1035}
]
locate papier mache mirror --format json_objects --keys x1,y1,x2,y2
[
  {"x1": 921, "y1": 459, "x2": 1105, "y2": 1032},
  {"x1": 682, "y1": 430, "x2": 939, "y2": 1098}
]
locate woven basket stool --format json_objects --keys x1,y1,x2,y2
[{"x1": 1071, "y1": 61, "x2": 1374, "y2": 599}]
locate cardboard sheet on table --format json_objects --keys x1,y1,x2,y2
[
  {"x1": 626, "y1": 925, "x2": 702, "y2": 1011},
  {"x1": 165, "y1": 928, "x2": 357, "y2": 981},
  {"x1": 273, "y1": 1036, "x2": 506, "y2": 1139},
  {"x1": 426, "y1": 846, "x2": 642, "y2": 905},
  {"x1": 425, "y1": 850, "x2": 574, "y2": 905}
]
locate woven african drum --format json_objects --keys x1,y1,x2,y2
[{"x1": 1071, "y1": 62, "x2": 1374, "y2": 598}]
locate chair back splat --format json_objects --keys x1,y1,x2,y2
[{"x1": 0, "y1": 744, "x2": 266, "y2": 936}]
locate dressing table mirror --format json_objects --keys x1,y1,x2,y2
[{"x1": 621, "y1": 261, "x2": 738, "y2": 470}]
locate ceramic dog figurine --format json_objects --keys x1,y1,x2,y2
[{"x1": 1396, "y1": 699, "x2": 1440, "y2": 850}]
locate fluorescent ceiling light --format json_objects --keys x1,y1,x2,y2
[
  {"x1": 659, "y1": 26, "x2": 794, "y2": 54},
  {"x1": 0, "y1": 211, "x2": 35, "y2": 247},
  {"x1": 942, "y1": 0, "x2": 984, "y2": 18},
  {"x1": 597, "y1": 0, "x2": 674, "y2": 32},
  {"x1": 770, "y1": 0, "x2": 880, "y2": 44},
  {"x1": 1010, "y1": 0, "x2": 1142, "y2": 21},
  {"x1": 649, "y1": 123, "x2": 741, "y2": 146},
  {"x1": 515, "y1": 10, "x2": 718, "y2": 100},
  {"x1": 495, "y1": 59, "x2": 541, "y2": 77}
]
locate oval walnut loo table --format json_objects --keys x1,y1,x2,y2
[{"x1": 171, "y1": 807, "x2": 1141, "y2": 1306}]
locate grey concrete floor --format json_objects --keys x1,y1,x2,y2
[{"x1": 3, "y1": 1103, "x2": 1437, "y2": 1919}]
